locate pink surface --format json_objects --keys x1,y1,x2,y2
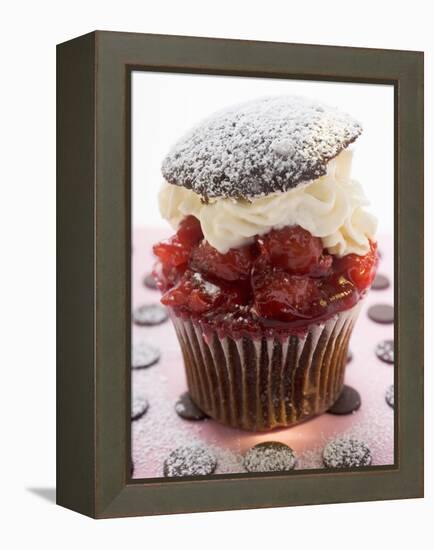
[{"x1": 132, "y1": 227, "x2": 394, "y2": 478}]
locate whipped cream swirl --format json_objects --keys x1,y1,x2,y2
[{"x1": 158, "y1": 149, "x2": 377, "y2": 256}]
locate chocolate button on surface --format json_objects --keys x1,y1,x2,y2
[
  {"x1": 132, "y1": 341, "x2": 161, "y2": 369},
  {"x1": 163, "y1": 445, "x2": 217, "y2": 477},
  {"x1": 367, "y1": 304, "x2": 394, "y2": 324},
  {"x1": 133, "y1": 304, "x2": 168, "y2": 326},
  {"x1": 371, "y1": 273, "x2": 390, "y2": 290},
  {"x1": 244, "y1": 441, "x2": 296, "y2": 473},
  {"x1": 323, "y1": 438, "x2": 372, "y2": 468},
  {"x1": 327, "y1": 385, "x2": 361, "y2": 415},
  {"x1": 175, "y1": 392, "x2": 208, "y2": 421},
  {"x1": 375, "y1": 340, "x2": 394, "y2": 364},
  {"x1": 143, "y1": 272, "x2": 158, "y2": 290},
  {"x1": 131, "y1": 395, "x2": 149, "y2": 420},
  {"x1": 385, "y1": 385, "x2": 394, "y2": 408}
]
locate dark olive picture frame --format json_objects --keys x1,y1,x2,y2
[{"x1": 57, "y1": 30, "x2": 424, "y2": 519}]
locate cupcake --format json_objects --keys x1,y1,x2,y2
[{"x1": 153, "y1": 96, "x2": 378, "y2": 431}]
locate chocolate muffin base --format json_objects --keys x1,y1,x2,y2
[{"x1": 171, "y1": 304, "x2": 361, "y2": 432}]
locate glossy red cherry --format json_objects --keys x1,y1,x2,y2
[
  {"x1": 319, "y1": 273, "x2": 359, "y2": 316},
  {"x1": 252, "y1": 261, "x2": 322, "y2": 322},
  {"x1": 334, "y1": 241, "x2": 378, "y2": 291},
  {"x1": 258, "y1": 226, "x2": 324, "y2": 275},
  {"x1": 152, "y1": 261, "x2": 186, "y2": 292},
  {"x1": 161, "y1": 270, "x2": 223, "y2": 313},
  {"x1": 153, "y1": 216, "x2": 203, "y2": 269},
  {"x1": 153, "y1": 239, "x2": 189, "y2": 268},
  {"x1": 310, "y1": 253, "x2": 333, "y2": 277},
  {"x1": 190, "y1": 240, "x2": 256, "y2": 281},
  {"x1": 176, "y1": 215, "x2": 203, "y2": 247}
]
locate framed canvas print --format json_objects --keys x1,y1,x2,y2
[{"x1": 57, "y1": 31, "x2": 424, "y2": 518}]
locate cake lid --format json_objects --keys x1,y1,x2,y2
[{"x1": 161, "y1": 95, "x2": 362, "y2": 200}]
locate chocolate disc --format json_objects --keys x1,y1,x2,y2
[
  {"x1": 323, "y1": 438, "x2": 372, "y2": 468},
  {"x1": 243, "y1": 441, "x2": 296, "y2": 473},
  {"x1": 327, "y1": 385, "x2": 361, "y2": 415},
  {"x1": 375, "y1": 340, "x2": 394, "y2": 364},
  {"x1": 367, "y1": 304, "x2": 394, "y2": 324},
  {"x1": 163, "y1": 445, "x2": 217, "y2": 477},
  {"x1": 175, "y1": 392, "x2": 208, "y2": 421},
  {"x1": 132, "y1": 341, "x2": 160, "y2": 369},
  {"x1": 131, "y1": 395, "x2": 149, "y2": 420},
  {"x1": 385, "y1": 384, "x2": 394, "y2": 408},
  {"x1": 132, "y1": 304, "x2": 168, "y2": 326},
  {"x1": 143, "y1": 272, "x2": 158, "y2": 290},
  {"x1": 371, "y1": 273, "x2": 390, "y2": 290}
]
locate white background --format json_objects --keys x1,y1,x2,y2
[
  {"x1": 133, "y1": 73, "x2": 394, "y2": 234},
  {"x1": 1, "y1": 1, "x2": 432, "y2": 549}
]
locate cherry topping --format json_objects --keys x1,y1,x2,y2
[
  {"x1": 334, "y1": 241, "x2": 378, "y2": 291},
  {"x1": 176, "y1": 215, "x2": 203, "y2": 247},
  {"x1": 252, "y1": 261, "x2": 322, "y2": 322},
  {"x1": 190, "y1": 240, "x2": 256, "y2": 281},
  {"x1": 153, "y1": 216, "x2": 203, "y2": 268},
  {"x1": 161, "y1": 271, "x2": 223, "y2": 313},
  {"x1": 320, "y1": 273, "x2": 359, "y2": 316},
  {"x1": 152, "y1": 261, "x2": 186, "y2": 292},
  {"x1": 153, "y1": 218, "x2": 378, "y2": 334},
  {"x1": 310, "y1": 253, "x2": 333, "y2": 277},
  {"x1": 161, "y1": 270, "x2": 250, "y2": 314},
  {"x1": 258, "y1": 226, "x2": 325, "y2": 275},
  {"x1": 153, "y1": 239, "x2": 189, "y2": 268}
]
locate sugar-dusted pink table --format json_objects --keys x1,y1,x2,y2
[{"x1": 132, "y1": 228, "x2": 394, "y2": 478}]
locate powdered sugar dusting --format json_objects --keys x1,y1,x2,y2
[
  {"x1": 192, "y1": 272, "x2": 220, "y2": 296},
  {"x1": 244, "y1": 442, "x2": 296, "y2": 472},
  {"x1": 322, "y1": 437, "x2": 372, "y2": 468},
  {"x1": 164, "y1": 444, "x2": 217, "y2": 477},
  {"x1": 375, "y1": 339, "x2": 394, "y2": 363},
  {"x1": 162, "y1": 96, "x2": 362, "y2": 199}
]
